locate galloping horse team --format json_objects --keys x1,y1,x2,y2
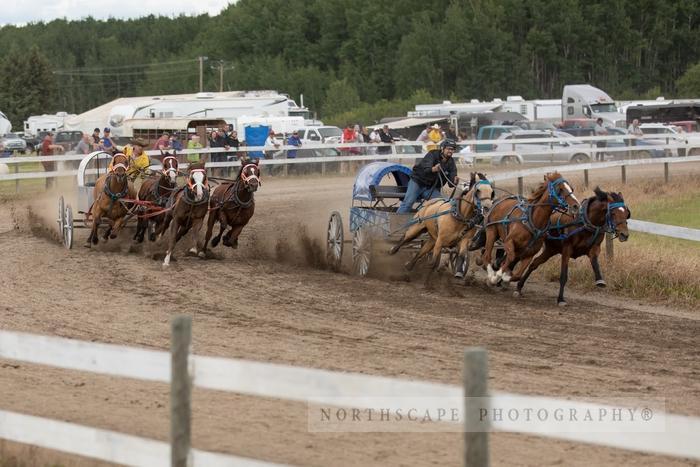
[
  {"x1": 84, "y1": 151, "x2": 261, "y2": 268},
  {"x1": 392, "y1": 170, "x2": 631, "y2": 305},
  {"x1": 85, "y1": 151, "x2": 630, "y2": 304}
]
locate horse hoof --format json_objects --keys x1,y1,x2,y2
[
  {"x1": 83, "y1": 242, "x2": 92, "y2": 249},
  {"x1": 454, "y1": 271, "x2": 464, "y2": 279},
  {"x1": 513, "y1": 290, "x2": 522, "y2": 298},
  {"x1": 222, "y1": 237, "x2": 231, "y2": 247},
  {"x1": 388, "y1": 245, "x2": 400, "y2": 255},
  {"x1": 558, "y1": 300, "x2": 568, "y2": 307},
  {"x1": 595, "y1": 280, "x2": 607, "y2": 288},
  {"x1": 211, "y1": 237, "x2": 220, "y2": 248},
  {"x1": 188, "y1": 247, "x2": 197, "y2": 255},
  {"x1": 162, "y1": 263, "x2": 170, "y2": 269},
  {"x1": 197, "y1": 251, "x2": 206, "y2": 259},
  {"x1": 231, "y1": 238, "x2": 239, "y2": 249},
  {"x1": 475, "y1": 257, "x2": 483, "y2": 267},
  {"x1": 149, "y1": 233, "x2": 156, "y2": 242}
]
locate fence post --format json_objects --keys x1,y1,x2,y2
[
  {"x1": 171, "y1": 315, "x2": 192, "y2": 467},
  {"x1": 517, "y1": 177, "x2": 523, "y2": 196},
  {"x1": 14, "y1": 161, "x2": 19, "y2": 194},
  {"x1": 583, "y1": 169, "x2": 589, "y2": 188},
  {"x1": 464, "y1": 348, "x2": 489, "y2": 467},
  {"x1": 605, "y1": 233, "x2": 614, "y2": 261},
  {"x1": 664, "y1": 162, "x2": 669, "y2": 184},
  {"x1": 621, "y1": 165, "x2": 627, "y2": 184}
]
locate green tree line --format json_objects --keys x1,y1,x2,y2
[{"x1": 1, "y1": 0, "x2": 700, "y2": 130}]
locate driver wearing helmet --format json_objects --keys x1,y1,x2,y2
[{"x1": 397, "y1": 139, "x2": 460, "y2": 214}]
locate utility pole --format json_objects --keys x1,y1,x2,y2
[
  {"x1": 219, "y1": 60, "x2": 224, "y2": 92},
  {"x1": 198, "y1": 56, "x2": 208, "y2": 92}
]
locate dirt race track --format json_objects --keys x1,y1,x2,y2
[{"x1": 1, "y1": 166, "x2": 699, "y2": 466}]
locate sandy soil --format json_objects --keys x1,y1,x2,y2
[{"x1": 0, "y1": 165, "x2": 699, "y2": 467}]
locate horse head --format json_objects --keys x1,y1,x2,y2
[
  {"x1": 239, "y1": 159, "x2": 261, "y2": 192},
  {"x1": 161, "y1": 154, "x2": 179, "y2": 184},
  {"x1": 471, "y1": 172, "x2": 494, "y2": 215},
  {"x1": 110, "y1": 153, "x2": 129, "y2": 182},
  {"x1": 544, "y1": 172, "x2": 580, "y2": 216},
  {"x1": 595, "y1": 188, "x2": 630, "y2": 242},
  {"x1": 187, "y1": 166, "x2": 208, "y2": 203}
]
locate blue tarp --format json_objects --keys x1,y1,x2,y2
[
  {"x1": 245, "y1": 125, "x2": 269, "y2": 159},
  {"x1": 352, "y1": 162, "x2": 412, "y2": 201}
]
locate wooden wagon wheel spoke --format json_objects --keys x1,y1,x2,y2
[
  {"x1": 64, "y1": 204, "x2": 74, "y2": 249},
  {"x1": 57, "y1": 196, "x2": 65, "y2": 241},
  {"x1": 352, "y1": 227, "x2": 372, "y2": 276}
]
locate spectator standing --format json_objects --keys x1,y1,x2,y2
[
  {"x1": 186, "y1": 135, "x2": 203, "y2": 163},
  {"x1": 40, "y1": 132, "x2": 64, "y2": 189},
  {"x1": 264, "y1": 129, "x2": 283, "y2": 175},
  {"x1": 169, "y1": 133, "x2": 183, "y2": 152},
  {"x1": 75, "y1": 133, "x2": 91, "y2": 155},
  {"x1": 594, "y1": 118, "x2": 608, "y2": 162},
  {"x1": 427, "y1": 124, "x2": 443, "y2": 151},
  {"x1": 378, "y1": 124, "x2": 394, "y2": 156},
  {"x1": 153, "y1": 132, "x2": 171, "y2": 151},
  {"x1": 416, "y1": 124, "x2": 430, "y2": 144},
  {"x1": 101, "y1": 127, "x2": 117, "y2": 155},
  {"x1": 445, "y1": 124, "x2": 458, "y2": 141},
  {"x1": 287, "y1": 130, "x2": 302, "y2": 174},
  {"x1": 627, "y1": 119, "x2": 643, "y2": 137},
  {"x1": 91, "y1": 128, "x2": 101, "y2": 150}
]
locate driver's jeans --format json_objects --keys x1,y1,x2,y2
[{"x1": 397, "y1": 179, "x2": 442, "y2": 214}]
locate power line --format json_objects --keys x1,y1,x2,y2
[
  {"x1": 53, "y1": 70, "x2": 200, "y2": 90},
  {"x1": 53, "y1": 66, "x2": 198, "y2": 77},
  {"x1": 53, "y1": 58, "x2": 199, "y2": 73}
]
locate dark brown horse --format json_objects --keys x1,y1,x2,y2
[
  {"x1": 514, "y1": 188, "x2": 631, "y2": 305},
  {"x1": 162, "y1": 163, "x2": 210, "y2": 267},
  {"x1": 203, "y1": 160, "x2": 261, "y2": 252},
  {"x1": 388, "y1": 172, "x2": 494, "y2": 275},
  {"x1": 481, "y1": 172, "x2": 581, "y2": 285},
  {"x1": 85, "y1": 153, "x2": 135, "y2": 248},
  {"x1": 134, "y1": 154, "x2": 179, "y2": 243}
]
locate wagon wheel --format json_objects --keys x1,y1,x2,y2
[
  {"x1": 57, "y1": 196, "x2": 66, "y2": 241},
  {"x1": 326, "y1": 211, "x2": 344, "y2": 272},
  {"x1": 352, "y1": 227, "x2": 372, "y2": 276},
  {"x1": 63, "y1": 204, "x2": 74, "y2": 250}
]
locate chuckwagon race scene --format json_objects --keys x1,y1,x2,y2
[{"x1": 1, "y1": 1, "x2": 699, "y2": 466}]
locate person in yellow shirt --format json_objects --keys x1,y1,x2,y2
[
  {"x1": 426, "y1": 124, "x2": 444, "y2": 151},
  {"x1": 123, "y1": 138, "x2": 151, "y2": 180}
]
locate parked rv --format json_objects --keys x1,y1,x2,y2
[{"x1": 0, "y1": 111, "x2": 11, "y2": 135}]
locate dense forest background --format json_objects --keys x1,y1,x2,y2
[{"x1": 2, "y1": 0, "x2": 700, "y2": 129}]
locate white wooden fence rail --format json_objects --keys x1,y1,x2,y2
[{"x1": 1, "y1": 329, "x2": 699, "y2": 464}]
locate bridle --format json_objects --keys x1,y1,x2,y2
[
  {"x1": 547, "y1": 177, "x2": 579, "y2": 213},
  {"x1": 162, "y1": 156, "x2": 178, "y2": 178},
  {"x1": 605, "y1": 201, "x2": 630, "y2": 236},
  {"x1": 470, "y1": 179, "x2": 494, "y2": 214},
  {"x1": 240, "y1": 163, "x2": 261, "y2": 186}
]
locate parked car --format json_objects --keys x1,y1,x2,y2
[
  {"x1": 0, "y1": 133, "x2": 28, "y2": 153},
  {"x1": 474, "y1": 125, "x2": 519, "y2": 154},
  {"x1": 514, "y1": 120, "x2": 557, "y2": 131},
  {"x1": 295, "y1": 126, "x2": 342, "y2": 145},
  {"x1": 671, "y1": 120, "x2": 698, "y2": 133},
  {"x1": 54, "y1": 130, "x2": 84, "y2": 152},
  {"x1": 493, "y1": 130, "x2": 591, "y2": 165},
  {"x1": 22, "y1": 130, "x2": 51, "y2": 152},
  {"x1": 605, "y1": 128, "x2": 665, "y2": 159},
  {"x1": 639, "y1": 123, "x2": 685, "y2": 156}
]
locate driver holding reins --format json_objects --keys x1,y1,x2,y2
[{"x1": 397, "y1": 139, "x2": 460, "y2": 214}]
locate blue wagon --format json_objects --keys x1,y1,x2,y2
[{"x1": 326, "y1": 162, "x2": 423, "y2": 276}]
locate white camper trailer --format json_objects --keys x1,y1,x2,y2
[
  {"x1": 500, "y1": 96, "x2": 562, "y2": 122},
  {"x1": 562, "y1": 85, "x2": 626, "y2": 127},
  {"x1": 0, "y1": 111, "x2": 11, "y2": 135},
  {"x1": 23, "y1": 112, "x2": 76, "y2": 137}
]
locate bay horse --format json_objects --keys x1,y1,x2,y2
[
  {"x1": 85, "y1": 153, "x2": 135, "y2": 248},
  {"x1": 203, "y1": 160, "x2": 261, "y2": 253},
  {"x1": 481, "y1": 172, "x2": 581, "y2": 286},
  {"x1": 134, "y1": 154, "x2": 178, "y2": 243},
  {"x1": 388, "y1": 173, "x2": 494, "y2": 274},
  {"x1": 161, "y1": 163, "x2": 210, "y2": 267},
  {"x1": 515, "y1": 188, "x2": 631, "y2": 305}
]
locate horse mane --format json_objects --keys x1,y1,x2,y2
[
  {"x1": 610, "y1": 191, "x2": 625, "y2": 203},
  {"x1": 528, "y1": 171, "x2": 562, "y2": 202},
  {"x1": 189, "y1": 161, "x2": 206, "y2": 171}
]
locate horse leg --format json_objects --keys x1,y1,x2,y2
[
  {"x1": 224, "y1": 223, "x2": 245, "y2": 249},
  {"x1": 85, "y1": 211, "x2": 101, "y2": 247},
  {"x1": 495, "y1": 237, "x2": 516, "y2": 285},
  {"x1": 481, "y1": 227, "x2": 498, "y2": 284},
  {"x1": 515, "y1": 246, "x2": 557, "y2": 296},
  {"x1": 556, "y1": 248, "x2": 573, "y2": 306},
  {"x1": 188, "y1": 217, "x2": 206, "y2": 257},
  {"x1": 110, "y1": 217, "x2": 127, "y2": 239},
  {"x1": 389, "y1": 224, "x2": 426, "y2": 255},
  {"x1": 134, "y1": 217, "x2": 144, "y2": 242},
  {"x1": 163, "y1": 219, "x2": 178, "y2": 268},
  {"x1": 204, "y1": 209, "x2": 219, "y2": 249},
  {"x1": 212, "y1": 217, "x2": 229, "y2": 248},
  {"x1": 405, "y1": 237, "x2": 435, "y2": 271},
  {"x1": 454, "y1": 233, "x2": 473, "y2": 279},
  {"x1": 589, "y1": 245, "x2": 606, "y2": 287}
]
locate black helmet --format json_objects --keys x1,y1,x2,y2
[{"x1": 440, "y1": 139, "x2": 458, "y2": 150}]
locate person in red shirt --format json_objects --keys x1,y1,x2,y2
[{"x1": 40, "y1": 133, "x2": 64, "y2": 189}]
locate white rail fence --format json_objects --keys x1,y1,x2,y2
[{"x1": 1, "y1": 322, "x2": 700, "y2": 467}]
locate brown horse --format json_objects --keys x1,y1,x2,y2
[
  {"x1": 85, "y1": 153, "x2": 135, "y2": 248},
  {"x1": 388, "y1": 172, "x2": 494, "y2": 274},
  {"x1": 134, "y1": 154, "x2": 178, "y2": 243},
  {"x1": 515, "y1": 188, "x2": 630, "y2": 305},
  {"x1": 203, "y1": 160, "x2": 261, "y2": 252},
  {"x1": 161, "y1": 163, "x2": 210, "y2": 267},
  {"x1": 481, "y1": 172, "x2": 581, "y2": 286}
]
